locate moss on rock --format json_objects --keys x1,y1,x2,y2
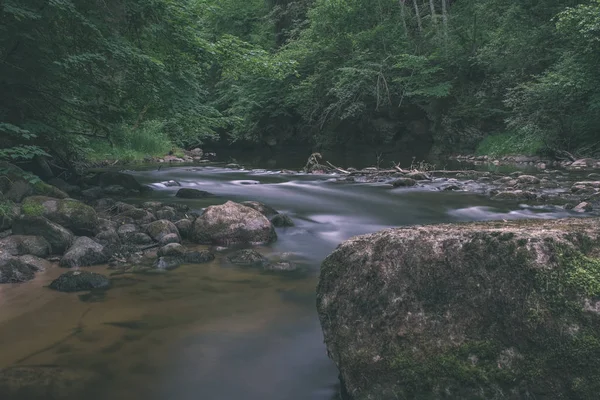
[{"x1": 317, "y1": 218, "x2": 600, "y2": 400}]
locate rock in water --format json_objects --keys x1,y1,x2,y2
[
  {"x1": 317, "y1": 219, "x2": 600, "y2": 400},
  {"x1": 271, "y1": 214, "x2": 294, "y2": 227},
  {"x1": 227, "y1": 249, "x2": 269, "y2": 266},
  {"x1": 240, "y1": 201, "x2": 279, "y2": 217},
  {"x1": 175, "y1": 188, "x2": 214, "y2": 198},
  {"x1": 0, "y1": 366, "x2": 100, "y2": 399},
  {"x1": 59, "y1": 237, "x2": 109, "y2": 268},
  {"x1": 192, "y1": 201, "x2": 277, "y2": 245},
  {"x1": 0, "y1": 258, "x2": 36, "y2": 283},
  {"x1": 49, "y1": 270, "x2": 110, "y2": 292}
]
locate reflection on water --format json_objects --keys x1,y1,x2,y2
[{"x1": 0, "y1": 166, "x2": 578, "y2": 400}]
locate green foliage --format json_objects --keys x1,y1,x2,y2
[{"x1": 475, "y1": 131, "x2": 546, "y2": 157}]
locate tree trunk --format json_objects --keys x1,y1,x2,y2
[
  {"x1": 399, "y1": 0, "x2": 409, "y2": 38},
  {"x1": 413, "y1": 0, "x2": 423, "y2": 32},
  {"x1": 442, "y1": 0, "x2": 448, "y2": 37},
  {"x1": 429, "y1": 0, "x2": 437, "y2": 24}
]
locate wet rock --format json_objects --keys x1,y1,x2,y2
[
  {"x1": 154, "y1": 256, "x2": 183, "y2": 270},
  {"x1": 49, "y1": 271, "x2": 110, "y2": 292},
  {"x1": 227, "y1": 249, "x2": 269, "y2": 267},
  {"x1": 516, "y1": 175, "x2": 540, "y2": 184},
  {"x1": 156, "y1": 207, "x2": 177, "y2": 221},
  {"x1": 0, "y1": 202, "x2": 19, "y2": 231},
  {"x1": 142, "y1": 201, "x2": 164, "y2": 210},
  {"x1": 317, "y1": 219, "x2": 600, "y2": 400},
  {"x1": 184, "y1": 250, "x2": 215, "y2": 264},
  {"x1": 164, "y1": 180, "x2": 181, "y2": 187},
  {"x1": 5, "y1": 180, "x2": 33, "y2": 202},
  {"x1": 98, "y1": 218, "x2": 118, "y2": 232},
  {"x1": 103, "y1": 185, "x2": 130, "y2": 196},
  {"x1": 175, "y1": 188, "x2": 214, "y2": 199},
  {"x1": 126, "y1": 232, "x2": 154, "y2": 246},
  {"x1": 22, "y1": 196, "x2": 99, "y2": 236},
  {"x1": 271, "y1": 213, "x2": 295, "y2": 227},
  {"x1": 391, "y1": 178, "x2": 416, "y2": 187},
  {"x1": 117, "y1": 224, "x2": 138, "y2": 238},
  {"x1": 568, "y1": 158, "x2": 594, "y2": 169},
  {"x1": 158, "y1": 233, "x2": 180, "y2": 247},
  {"x1": 492, "y1": 190, "x2": 537, "y2": 202},
  {"x1": 0, "y1": 235, "x2": 51, "y2": 257},
  {"x1": 264, "y1": 261, "x2": 298, "y2": 272},
  {"x1": 12, "y1": 216, "x2": 74, "y2": 254},
  {"x1": 573, "y1": 202, "x2": 593, "y2": 213},
  {"x1": 95, "y1": 230, "x2": 120, "y2": 246},
  {"x1": 192, "y1": 201, "x2": 277, "y2": 245},
  {"x1": 189, "y1": 148, "x2": 203, "y2": 157},
  {"x1": 146, "y1": 219, "x2": 180, "y2": 242},
  {"x1": 240, "y1": 201, "x2": 279, "y2": 217},
  {"x1": 587, "y1": 173, "x2": 600, "y2": 180},
  {"x1": 0, "y1": 258, "x2": 36, "y2": 283},
  {"x1": 157, "y1": 243, "x2": 185, "y2": 257},
  {"x1": 59, "y1": 237, "x2": 109, "y2": 268},
  {"x1": 119, "y1": 208, "x2": 156, "y2": 224},
  {"x1": 175, "y1": 219, "x2": 192, "y2": 239}
]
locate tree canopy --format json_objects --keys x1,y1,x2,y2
[{"x1": 1, "y1": 0, "x2": 599, "y2": 165}]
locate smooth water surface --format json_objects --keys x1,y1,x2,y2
[{"x1": 0, "y1": 165, "x2": 577, "y2": 400}]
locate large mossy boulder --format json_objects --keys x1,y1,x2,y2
[
  {"x1": 192, "y1": 201, "x2": 277, "y2": 245},
  {"x1": 12, "y1": 216, "x2": 74, "y2": 254},
  {"x1": 317, "y1": 219, "x2": 600, "y2": 400},
  {"x1": 22, "y1": 196, "x2": 99, "y2": 236},
  {"x1": 146, "y1": 219, "x2": 180, "y2": 242},
  {"x1": 59, "y1": 237, "x2": 109, "y2": 268}
]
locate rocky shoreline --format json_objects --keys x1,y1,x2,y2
[{"x1": 450, "y1": 154, "x2": 600, "y2": 171}]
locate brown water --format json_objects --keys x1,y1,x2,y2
[{"x1": 0, "y1": 165, "x2": 578, "y2": 400}]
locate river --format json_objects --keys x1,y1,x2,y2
[{"x1": 0, "y1": 163, "x2": 576, "y2": 400}]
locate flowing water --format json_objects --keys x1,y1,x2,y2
[{"x1": 0, "y1": 164, "x2": 578, "y2": 400}]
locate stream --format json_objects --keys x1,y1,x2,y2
[{"x1": 0, "y1": 164, "x2": 579, "y2": 400}]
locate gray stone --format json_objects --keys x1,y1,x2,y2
[
  {"x1": 175, "y1": 219, "x2": 192, "y2": 239},
  {"x1": 391, "y1": 178, "x2": 416, "y2": 187},
  {"x1": 573, "y1": 202, "x2": 593, "y2": 213},
  {"x1": 154, "y1": 256, "x2": 183, "y2": 270},
  {"x1": 240, "y1": 201, "x2": 279, "y2": 217},
  {"x1": 146, "y1": 219, "x2": 180, "y2": 242},
  {"x1": 158, "y1": 233, "x2": 180, "y2": 246},
  {"x1": 59, "y1": 237, "x2": 109, "y2": 268},
  {"x1": 12, "y1": 216, "x2": 74, "y2": 254},
  {"x1": 21, "y1": 196, "x2": 99, "y2": 236},
  {"x1": 175, "y1": 188, "x2": 214, "y2": 199},
  {"x1": 0, "y1": 235, "x2": 51, "y2": 257},
  {"x1": 317, "y1": 218, "x2": 600, "y2": 400},
  {"x1": 192, "y1": 201, "x2": 277, "y2": 245},
  {"x1": 184, "y1": 250, "x2": 215, "y2": 264},
  {"x1": 0, "y1": 258, "x2": 36, "y2": 283},
  {"x1": 49, "y1": 271, "x2": 110, "y2": 292},
  {"x1": 227, "y1": 249, "x2": 269, "y2": 267},
  {"x1": 271, "y1": 214, "x2": 295, "y2": 227},
  {"x1": 157, "y1": 243, "x2": 185, "y2": 257},
  {"x1": 516, "y1": 175, "x2": 541, "y2": 184}
]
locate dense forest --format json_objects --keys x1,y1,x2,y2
[{"x1": 1, "y1": 0, "x2": 600, "y2": 167}]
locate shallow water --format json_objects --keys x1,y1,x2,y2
[{"x1": 0, "y1": 165, "x2": 580, "y2": 400}]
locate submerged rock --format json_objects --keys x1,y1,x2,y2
[
  {"x1": 192, "y1": 201, "x2": 277, "y2": 245},
  {"x1": 271, "y1": 213, "x2": 295, "y2": 228},
  {"x1": 317, "y1": 219, "x2": 600, "y2": 400},
  {"x1": 227, "y1": 249, "x2": 269, "y2": 267},
  {"x1": 154, "y1": 256, "x2": 183, "y2": 270},
  {"x1": 175, "y1": 188, "x2": 214, "y2": 199},
  {"x1": 59, "y1": 237, "x2": 109, "y2": 268},
  {"x1": 49, "y1": 270, "x2": 110, "y2": 292},
  {"x1": 184, "y1": 250, "x2": 215, "y2": 264}
]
